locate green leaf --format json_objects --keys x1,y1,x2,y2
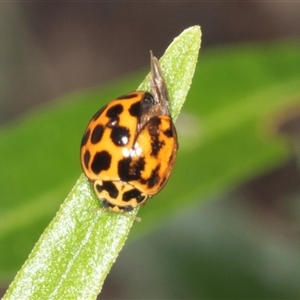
[{"x1": 3, "y1": 26, "x2": 201, "y2": 299}]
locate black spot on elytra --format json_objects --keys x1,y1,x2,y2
[
  {"x1": 92, "y1": 105, "x2": 107, "y2": 121},
  {"x1": 110, "y1": 126, "x2": 130, "y2": 146},
  {"x1": 141, "y1": 165, "x2": 160, "y2": 189},
  {"x1": 122, "y1": 188, "x2": 145, "y2": 202},
  {"x1": 137, "y1": 193, "x2": 146, "y2": 203},
  {"x1": 146, "y1": 117, "x2": 164, "y2": 157},
  {"x1": 105, "y1": 104, "x2": 123, "y2": 128},
  {"x1": 148, "y1": 167, "x2": 160, "y2": 188},
  {"x1": 81, "y1": 129, "x2": 90, "y2": 147},
  {"x1": 129, "y1": 101, "x2": 140, "y2": 117},
  {"x1": 118, "y1": 157, "x2": 145, "y2": 181},
  {"x1": 83, "y1": 150, "x2": 91, "y2": 169},
  {"x1": 151, "y1": 140, "x2": 165, "y2": 157},
  {"x1": 116, "y1": 93, "x2": 138, "y2": 100},
  {"x1": 91, "y1": 151, "x2": 111, "y2": 174},
  {"x1": 107, "y1": 118, "x2": 118, "y2": 128},
  {"x1": 163, "y1": 127, "x2": 173, "y2": 138},
  {"x1": 106, "y1": 104, "x2": 123, "y2": 119},
  {"x1": 96, "y1": 181, "x2": 119, "y2": 199},
  {"x1": 91, "y1": 124, "x2": 104, "y2": 144}
]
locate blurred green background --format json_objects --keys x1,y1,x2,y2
[{"x1": 1, "y1": 3, "x2": 300, "y2": 299}]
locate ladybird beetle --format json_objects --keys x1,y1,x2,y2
[{"x1": 80, "y1": 52, "x2": 178, "y2": 215}]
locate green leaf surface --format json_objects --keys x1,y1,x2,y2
[{"x1": 2, "y1": 26, "x2": 201, "y2": 299}]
